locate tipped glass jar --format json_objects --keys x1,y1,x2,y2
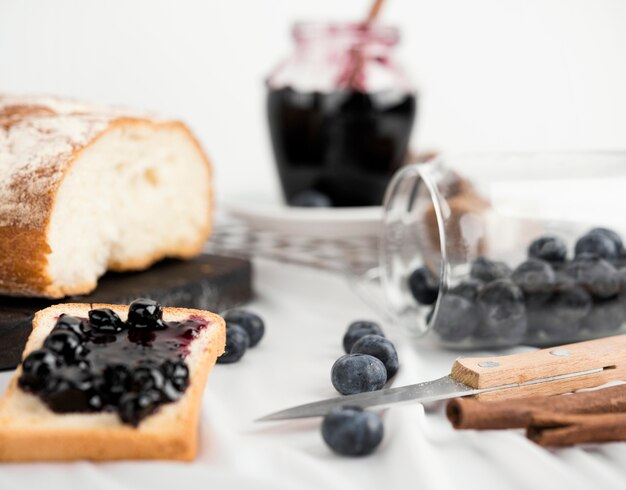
[{"x1": 381, "y1": 153, "x2": 626, "y2": 348}]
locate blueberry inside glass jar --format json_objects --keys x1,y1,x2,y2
[
  {"x1": 381, "y1": 153, "x2": 626, "y2": 348},
  {"x1": 266, "y1": 22, "x2": 417, "y2": 207}
]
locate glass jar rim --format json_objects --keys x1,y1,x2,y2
[{"x1": 292, "y1": 22, "x2": 400, "y2": 45}]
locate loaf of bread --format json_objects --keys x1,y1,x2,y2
[
  {"x1": 0, "y1": 95, "x2": 213, "y2": 298},
  {"x1": 0, "y1": 303, "x2": 226, "y2": 462}
]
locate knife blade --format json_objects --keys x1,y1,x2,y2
[
  {"x1": 257, "y1": 368, "x2": 604, "y2": 421},
  {"x1": 257, "y1": 333, "x2": 626, "y2": 422}
]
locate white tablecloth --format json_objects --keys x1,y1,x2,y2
[{"x1": 1, "y1": 259, "x2": 626, "y2": 490}]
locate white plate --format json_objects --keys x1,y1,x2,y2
[{"x1": 225, "y1": 196, "x2": 383, "y2": 238}]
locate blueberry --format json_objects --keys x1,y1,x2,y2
[
  {"x1": 526, "y1": 285, "x2": 591, "y2": 339},
  {"x1": 289, "y1": 190, "x2": 332, "y2": 208},
  {"x1": 346, "y1": 321, "x2": 384, "y2": 335},
  {"x1": 528, "y1": 236, "x2": 568, "y2": 263},
  {"x1": 449, "y1": 278, "x2": 483, "y2": 302},
  {"x1": 549, "y1": 284, "x2": 593, "y2": 323},
  {"x1": 54, "y1": 314, "x2": 87, "y2": 337},
  {"x1": 575, "y1": 229, "x2": 620, "y2": 260},
  {"x1": 217, "y1": 324, "x2": 250, "y2": 364},
  {"x1": 88, "y1": 308, "x2": 125, "y2": 333},
  {"x1": 476, "y1": 279, "x2": 527, "y2": 343},
  {"x1": 524, "y1": 309, "x2": 546, "y2": 338},
  {"x1": 511, "y1": 259, "x2": 555, "y2": 296},
  {"x1": 118, "y1": 390, "x2": 161, "y2": 426},
  {"x1": 433, "y1": 294, "x2": 480, "y2": 342},
  {"x1": 101, "y1": 364, "x2": 131, "y2": 404},
  {"x1": 127, "y1": 298, "x2": 163, "y2": 329},
  {"x1": 589, "y1": 227, "x2": 623, "y2": 253},
  {"x1": 43, "y1": 330, "x2": 85, "y2": 363},
  {"x1": 331, "y1": 354, "x2": 387, "y2": 395},
  {"x1": 41, "y1": 367, "x2": 102, "y2": 412},
  {"x1": 131, "y1": 366, "x2": 165, "y2": 393},
  {"x1": 223, "y1": 309, "x2": 265, "y2": 347},
  {"x1": 613, "y1": 253, "x2": 626, "y2": 270},
  {"x1": 579, "y1": 297, "x2": 624, "y2": 333},
  {"x1": 526, "y1": 313, "x2": 557, "y2": 340},
  {"x1": 18, "y1": 349, "x2": 62, "y2": 393},
  {"x1": 553, "y1": 269, "x2": 576, "y2": 289},
  {"x1": 523, "y1": 290, "x2": 552, "y2": 337},
  {"x1": 524, "y1": 291, "x2": 552, "y2": 310},
  {"x1": 350, "y1": 335, "x2": 399, "y2": 379},
  {"x1": 321, "y1": 406, "x2": 384, "y2": 456},
  {"x1": 618, "y1": 268, "x2": 626, "y2": 293},
  {"x1": 161, "y1": 360, "x2": 189, "y2": 401},
  {"x1": 408, "y1": 266, "x2": 440, "y2": 305},
  {"x1": 565, "y1": 254, "x2": 620, "y2": 299},
  {"x1": 470, "y1": 257, "x2": 511, "y2": 282},
  {"x1": 343, "y1": 321, "x2": 385, "y2": 353}
]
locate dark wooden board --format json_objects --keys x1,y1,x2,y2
[{"x1": 0, "y1": 254, "x2": 252, "y2": 371}]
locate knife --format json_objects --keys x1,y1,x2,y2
[{"x1": 257, "y1": 333, "x2": 626, "y2": 421}]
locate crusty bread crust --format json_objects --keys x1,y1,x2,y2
[
  {"x1": 0, "y1": 97, "x2": 213, "y2": 298},
  {"x1": 0, "y1": 303, "x2": 225, "y2": 462},
  {"x1": 0, "y1": 226, "x2": 51, "y2": 296}
]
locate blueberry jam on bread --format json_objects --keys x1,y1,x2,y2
[
  {"x1": 0, "y1": 301, "x2": 225, "y2": 462},
  {"x1": 19, "y1": 299, "x2": 206, "y2": 426}
]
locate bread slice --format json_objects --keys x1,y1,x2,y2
[
  {"x1": 0, "y1": 303, "x2": 225, "y2": 462},
  {"x1": 0, "y1": 95, "x2": 213, "y2": 298}
]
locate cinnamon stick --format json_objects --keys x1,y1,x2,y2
[
  {"x1": 527, "y1": 411, "x2": 626, "y2": 447},
  {"x1": 446, "y1": 384, "x2": 626, "y2": 430}
]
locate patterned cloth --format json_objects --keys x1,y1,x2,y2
[{"x1": 205, "y1": 220, "x2": 380, "y2": 275}]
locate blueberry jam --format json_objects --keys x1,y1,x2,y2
[
  {"x1": 18, "y1": 299, "x2": 208, "y2": 426},
  {"x1": 267, "y1": 87, "x2": 416, "y2": 207}
]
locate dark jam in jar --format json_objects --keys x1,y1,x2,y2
[
  {"x1": 266, "y1": 22, "x2": 417, "y2": 207},
  {"x1": 267, "y1": 88, "x2": 416, "y2": 207},
  {"x1": 18, "y1": 299, "x2": 208, "y2": 426}
]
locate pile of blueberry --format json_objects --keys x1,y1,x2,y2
[
  {"x1": 18, "y1": 299, "x2": 205, "y2": 426},
  {"x1": 332, "y1": 321, "x2": 399, "y2": 395},
  {"x1": 322, "y1": 320, "x2": 399, "y2": 456},
  {"x1": 216, "y1": 309, "x2": 265, "y2": 363},
  {"x1": 409, "y1": 227, "x2": 626, "y2": 345}
]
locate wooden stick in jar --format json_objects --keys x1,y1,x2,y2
[
  {"x1": 366, "y1": 0, "x2": 386, "y2": 23},
  {"x1": 343, "y1": 0, "x2": 387, "y2": 89}
]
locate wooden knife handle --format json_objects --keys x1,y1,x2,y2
[{"x1": 450, "y1": 334, "x2": 626, "y2": 401}]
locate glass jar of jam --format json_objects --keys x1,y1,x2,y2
[{"x1": 266, "y1": 22, "x2": 417, "y2": 207}]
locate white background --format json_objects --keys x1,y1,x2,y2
[
  {"x1": 2, "y1": 3, "x2": 626, "y2": 488},
  {"x1": 1, "y1": 0, "x2": 625, "y2": 203}
]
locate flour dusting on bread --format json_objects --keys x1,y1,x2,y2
[{"x1": 0, "y1": 95, "x2": 212, "y2": 297}]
